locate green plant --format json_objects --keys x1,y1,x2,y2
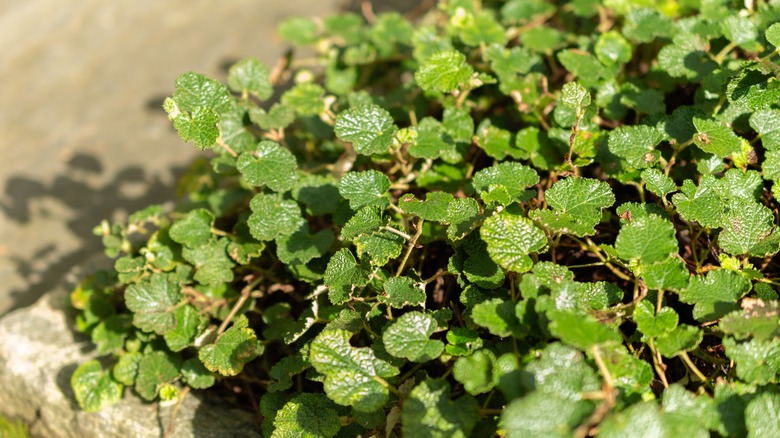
[
  {"x1": 0, "y1": 414, "x2": 31, "y2": 438},
  {"x1": 70, "y1": 0, "x2": 780, "y2": 436}
]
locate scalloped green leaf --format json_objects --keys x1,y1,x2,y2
[
  {"x1": 380, "y1": 276, "x2": 426, "y2": 308},
  {"x1": 472, "y1": 162, "x2": 539, "y2": 206},
  {"x1": 608, "y1": 124, "x2": 664, "y2": 169},
  {"x1": 616, "y1": 215, "x2": 678, "y2": 266},
  {"x1": 481, "y1": 209, "x2": 547, "y2": 273},
  {"x1": 198, "y1": 315, "x2": 258, "y2": 377},
  {"x1": 324, "y1": 248, "x2": 372, "y2": 305},
  {"x1": 181, "y1": 357, "x2": 215, "y2": 389},
  {"x1": 531, "y1": 177, "x2": 615, "y2": 237},
  {"x1": 634, "y1": 301, "x2": 678, "y2": 339},
  {"x1": 125, "y1": 273, "x2": 182, "y2": 335},
  {"x1": 276, "y1": 225, "x2": 334, "y2": 265},
  {"x1": 169, "y1": 208, "x2": 214, "y2": 248},
  {"x1": 383, "y1": 311, "x2": 443, "y2": 362},
  {"x1": 236, "y1": 141, "x2": 298, "y2": 192},
  {"x1": 182, "y1": 237, "x2": 235, "y2": 286},
  {"x1": 334, "y1": 104, "x2": 397, "y2": 155},
  {"x1": 453, "y1": 349, "x2": 497, "y2": 395},
  {"x1": 248, "y1": 193, "x2": 305, "y2": 241},
  {"x1": 720, "y1": 298, "x2": 780, "y2": 341},
  {"x1": 679, "y1": 269, "x2": 751, "y2": 322},
  {"x1": 227, "y1": 57, "x2": 272, "y2": 100},
  {"x1": 71, "y1": 360, "x2": 123, "y2": 412},
  {"x1": 693, "y1": 117, "x2": 743, "y2": 158},
  {"x1": 415, "y1": 50, "x2": 474, "y2": 93},
  {"x1": 338, "y1": 170, "x2": 391, "y2": 210},
  {"x1": 402, "y1": 378, "x2": 479, "y2": 438},
  {"x1": 310, "y1": 329, "x2": 400, "y2": 412},
  {"x1": 655, "y1": 325, "x2": 703, "y2": 357},
  {"x1": 549, "y1": 310, "x2": 621, "y2": 349},
  {"x1": 164, "y1": 304, "x2": 208, "y2": 352},
  {"x1": 399, "y1": 192, "x2": 454, "y2": 222},
  {"x1": 723, "y1": 337, "x2": 780, "y2": 385},
  {"x1": 135, "y1": 351, "x2": 181, "y2": 401},
  {"x1": 281, "y1": 83, "x2": 326, "y2": 116}
]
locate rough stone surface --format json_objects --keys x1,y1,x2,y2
[{"x1": 0, "y1": 284, "x2": 261, "y2": 437}]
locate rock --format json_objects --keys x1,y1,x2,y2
[{"x1": 0, "y1": 285, "x2": 261, "y2": 437}]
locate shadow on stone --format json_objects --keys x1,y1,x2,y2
[
  {"x1": 1, "y1": 153, "x2": 185, "y2": 313},
  {"x1": 55, "y1": 363, "x2": 82, "y2": 413}
]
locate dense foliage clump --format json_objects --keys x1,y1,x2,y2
[{"x1": 71, "y1": 1, "x2": 780, "y2": 436}]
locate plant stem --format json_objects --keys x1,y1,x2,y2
[
  {"x1": 680, "y1": 351, "x2": 708, "y2": 382},
  {"x1": 164, "y1": 386, "x2": 190, "y2": 438},
  {"x1": 217, "y1": 276, "x2": 261, "y2": 336},
  {"x1": 396, "y1": 219, "x2": 425, "y2": 276},
  {"x1": 373, "y1": 376, "x2": 403, "y2": 398}
]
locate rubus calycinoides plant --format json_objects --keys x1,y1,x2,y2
[{"x1": 71, "y1": 1, "x2": 780, "y2": 436}]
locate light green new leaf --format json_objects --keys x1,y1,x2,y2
[
  {"x1": 227, "y1": 57, "x2": 272, "y2": 100},
  {"x1": 458, "y1": 11, "x2": 507, "y2": 47},
  {"x1": 531, "y1": 177, "x2": 615, "y2": 237},
  {"x1": 595, "y1": 31, "x2": 632, "y2": 65},
  {"x1": 561, "y1": 81, "x2": 591, "y2": 109},
  {"x1": 248, "y1": 193, "x2": 304, "y2": 241},
  {"x1": 641, "y1": 169, "x2": 677, "y2": 197},
  {"x1": 164, "y1": 304, "x2": 208, "y2": 352},
  {"x1": 323, "y1": 248, "x2": 372, "y2": 305},
  {"x1": 767, "y1": 23, "x2": 780, "y2": 48},
  {"x1": 135, "y1": 351, "x2": 181, "y2": 400},
  {"x1": 679, "y1": 269, "x2": 751, "y2": 322},
  {"x1": 608, "y1": 124, "x2": 664, "y2": 169},
  {"x1": 383, "y1": 311, "x2": 443, "y2": 362},
  {"x1": 643, "y1": 258, "x2": 690, "y2": 291},
  {"x1": 165, "y1": 102, "x2": 221, "y2": 150},
  {"x1": 125, "y1": 273, "x2": 182, "y2": 335},
  {"x1": 616, "y1": 215, "x2": 678, "y2": 265},
  {"x1": 720, "y1": 15, "x2": 757, "y2": 46},
  {"x1": 557, "y1": 49, "x2": 603, "y2": 87},
  {"x1": 338, "y1": 170, "x2": 391, "y2": 210},
  {"x1": 481, "y1": 209, "x2": 547, "y2": 273},
  {"x1": 672, "y1": 179, "x2": 724, "y2": 228},
  {"x1": 655, "y1": 325, "x2": 703, "y2": 357},
  {"x1": 402, "y1": 378, "x2": 479, "y2": 438},
  {"x1": 199, "y1": 315, "x2": 258, "y2": 376},
  {"x1": 634, "y1": 301, "x2": 678, "y2": 338},
  {"x1": 549, "y1": 310, "x2": 621, "y2": 349},
  {"x1": 236, "y1": 141, "x2": 298, "y2": 192},
  {"x1": 622, "y1": 8, "x2": 673, "y2": 42},
  {"x1": 399, "y1": 192, "x2": 454, "y2": 222},
  {"x1": 278, "y1": 17, "x2": 319, "y2": 45},
  {"x1": 415, "y1": 50, "x2": 474, "y2": 93},
  {"x1": 169, "y1": 208, "x2": 214, "y2": 248},
  {"x1": 170, "y1": 72, "x2": 233, "y2": 114},
  {"x1": 745, "y1": 390, "x2": 780, "y2": 437},
  {"x1": 334, "y1": 104, "x2": 397, "y2": 155},
  {"x1": 380, "y1": 276, "x2": 426, "y2": 308},
  {"x1": 310, "y1": 329, "x2": 400, "y2": 412},
  {"x1": 276, "y1": 226, "x2": 333, "y2": 265},
  {"x1": 471, "y1": 298, "x2": 521, "y2": 338},
  {"x1": 501, "y1": 391, "x2": 589, "y2": 438},
  {"x1": 354, "y1": 229, "x2": 405, "y2": 266},
  {"x1": 71, "y1": 360, "x2": 123, "y2": 412},
  {"x1": 472, "y1": 162, "x2": 539, "y2": 205},
  {"x1": 281, "y1": 83, "x2": 326, "y2": 116},
  {"x1": 182, "y1": 237, "x2": 235, "y2": 285},
  {"x1": 453, "y1": 349, "x2": 497, "y2": 395},
  {"x1": 181, "y1": 357, "x2": 215, "y2": 389},
  {"x1": 446, "y1": 197, "x2": 480, "y2": 240},
  {"x1": 272, "y1": 393, "x2": 341, "y2": 438},
  {"x1": 723, "y1": 337, "x2": 780, "y2": 385},
  {"x1": 693, "y1": 117, "x2": 742, "y2": 158},
  {"x1": 719, "y1": 199, "x2": 774, "y2": 255},
  {"x1": 249, "y1": 103, "x2": 295, "y2": 131}
]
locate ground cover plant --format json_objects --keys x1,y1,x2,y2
[{"x1": 69, "y1": 0, "x2": 780, "y2": 436}]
